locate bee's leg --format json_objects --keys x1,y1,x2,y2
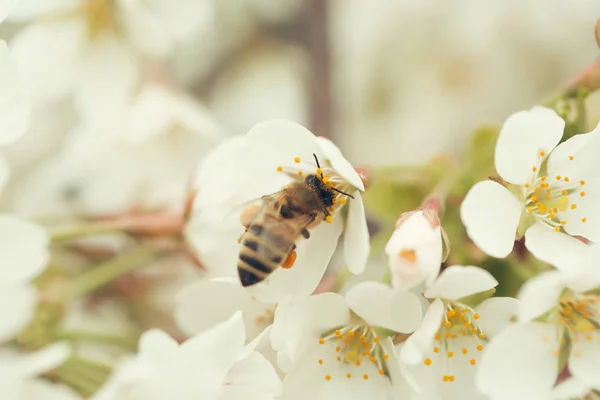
[
  {"x1": 281, "y1": 247, "x2": 297, "y2": 269},
  {"x1": 237, "y1": 230, "x2": 246, "y2": 244},
  {"x1": 301, "y1": 228, "x2": 310, "y2": 239}
]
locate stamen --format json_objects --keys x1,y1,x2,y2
[
  {"x1": 470, "y1": 358, "x2": 476, "y2": 365},
  {"x1": 325, "y1": 375, "x2": 331, "y2": 381},
  {"x1": 580, "y1": 191, "x2": 586, "y2": 197},
  {"x1": 277, "y1": 166, "x2": 283, "y2": 172},
  {"x1": 424, "y1": 358, "x2": 432, "y2": 366},
  {"x1": 569, "y1": 155, "x2": 574, "y2": 160},
  {"x1": 582, "y1": 217, "x2": 588, "y2": 223},
  {"x1": 325, "y1": 216, "x2": 333, "y2": 223},
  {"x1": 294, "y1": 157, "x2": 301, "y2": 163},
  {"x1": 539, "y1": 151, "x2": 545, "y2": 156}
]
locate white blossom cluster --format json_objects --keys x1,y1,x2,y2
[{"x1": 0, "y1": 1, "x2": 598, "y2": 400}]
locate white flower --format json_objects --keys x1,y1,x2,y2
[
  {"x1": 400, "y1": 266, "x2": 518, "y2": 399},
  {"x1": 0, "y1": 215, "x2": 49, "y2": 343},
  {"x1": 8, "y1": 0, "x2": 213, "y2": 107},
  {"x1": 269, "y1": 281, "x2": 422, "y2": 399},
  {"x1": 461, "y1": 106, "x2": 600, "y2": 269},
  {"x1": 93, "y1": 312, "x2": 281, "y2": 400},
  {"x1": 385, "y1": 209, "x2": 448, "y2": 289},
  {"x1": 552, "y1": 377, "x2": 598, "y2": 400},
  {"x1": 10, "y1": 84, "x2": 221, "y2": 216},
  {"x1": 0, "y1": 342, "x2": 74, "y2": 400},
  {"x1": 186, "y1": 120, "x2": 369, "y2": 302},
  {"x1": 476, "y1": 259, "x2": 600, "y2": 399},
  {"x1": 0, "y1": 0, "x2": 18, "y2": 24},
  {"x1": 174, "y1": 278, "x2": 275, "y2": 342}
]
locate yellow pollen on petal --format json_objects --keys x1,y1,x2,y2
[
  {"x1": 294, "y1": 157, "x2": 300, "y2": 163},
  {"x1": 400, "y1": 249, "x2": 417, "y2": 262},
  {"x1": 370, "y1": 356, "x2": 376, "y2": 363},
  {"x1": 337, "y1": 356, "x2": 341, "y2": 361},
  {"x1": 277, "y1": 166, "x2": 283, "y2": 172},
  {"x1": 470, "y1": 358, "x2": 476, "y2": 365}
]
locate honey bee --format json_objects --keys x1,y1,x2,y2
[{"x1": 237, "y1": 154, "x2": 354, "y2": 287}]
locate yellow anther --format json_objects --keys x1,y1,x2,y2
[
  {"x1": 462, "y1": 347, "x2": 468, "y2": 354},
  {"x1": 379, "y1": 369, "x2": 385, "y2": 375},
  {"x1": 319, "y1": 338, "x2": 325, "y2": 344},
  {"x1": 556, "y1": 176, "x2": 562, "y2": 180},
  {"x1": 470, "y1": 358, "x2": 476, "y2": 365},
  {"x1": 325, "y1": 375, "x2": 331, "y2": 381},
  {"x1": 473, "y1": 313, "x2": 480, "y2": 320},
  {"x1": 363, "y1": 374, "x2": 369, "y2": 380},
  {"x1": 298, "y1": 171, "x2": 303, "y2": 176},
  {"x1": 433, "y1": 347, "x2": 439, "y2": 353},
  {"x1": 329, "y1": 206, "x2": 335, "y2": 212},
  {"x1": 471, "y1": 328, "x2": 477, "y2": 334},
  {"x1": 336, "y1": 346, "x2": 341, "y2": 352},
  {"x1": 370, "y1": 356, "x2": 376, "y2": 363},
  {"x1": 449, "y1": 376, "x2": 455, "y2": 382},
  {"x1": 355, "y1": 361, "x2": 361, "y2": 366},
  {"x1": 335, "y1": 329, "x2": 341, "y2": 335},
  {"x1": 569, "y1": 155, "x2": 574, "y2": 160},
  {"x1": 325, "y1": 215, "x2": 333, "y2": 223},
  {"x1": 332, "y1": 197, "x2": 337, "y2": 203},
  {"x1": 580, "y1": 191, "x2": 586, "y2": 196},
  {"x1": 294, "y1": 157, "x2": 300, "y2": 163},
  {"x1": 546, "y1": 195, "x2": 551, "y2": 201},
  {"x1": 323, "y1": 176, "x2": 330, "y2": 183},
  {"x1": 448, "y1": 352, "x2": 454, "y2": 358},
  {"x1": 562, "y1": 190, "x2": 568, "y2": 195},
  {"x1": 316, "y1": 168, "x2": 323, "y2": 175},
  {"x1": 479, "y1": 333, "x2": 486, "y2": 339},
  {"x1": 524, "y1": 183, "x2": 530, "y2": 188},
  {"x1": 564, "y1": 177, "x2": 570, "y2": 182},
  {"x1": 424, "y1": 358, "x2": 432, "y2": 366},
  {"x1": 373, "y1": 337, "x2": 379, "y2": 342},
  {"x1": 443, "y1": 376, "x2": 449, "y2": 382},
  {"x1": 318, "y1": 359, "x2": 323, "y2": 365},
  {"x1": 346, "y1": 373, "x2": 352, "y2": 379},
  {"x1": 527, "y1": 207, "x2": 533, "y2": 213},
  {"x1": 277, "y1": 166, "x2": 283, "y2": 172},
  {"x1": 443, "y1": 321, "x2": 451, "y2": 327},
  {"x1": 348, "y1": 331, "x2": 355, "y2": 338},
  {"x1": 539, "y1": 151, "x2": 545, "y2": 156},
  {"x1": 532, "y1": 166, "x2": 537, "y2": 172},
  {"x1": 541, "y1": 176, "x2": 547, "y2": 181},
  {"x1": 572, "y1": 204, "x2": 577, "y2": 210},
  {"x1": 461, "y1": 308, "x2": 467, "y2": 313},
  {"x1": 337, "y1": 356, "x2": 341, "y2": 361},
  {"x1": 560, "y1": 220, "x2": 567, "y2": 225},
  {"x1": 476, "y1": 345, "x2": 483, "y2": 351},
  {"x1": 580, "y1": 180, "x2": 586, "y2": 185},
  {"x1": 582, "y1": 217, "x2": 588, "y2": 223},
  {"x1": 464, "y1": 322, "x2": 471, "y2": 329},
  {"x1": 340, "y1": 197, "x2": 347, "y2": 205},
  {"x1": 554, "y1": 226, "x2": 561, "y2": 232},
  {"x1": 383, "y1": 354, "x2": 389, "y2": 360}
]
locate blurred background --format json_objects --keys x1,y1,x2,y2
[{"x1": 1, "y1": 0, "x2": 599, "y2": 221}]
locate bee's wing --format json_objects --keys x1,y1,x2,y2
[{"x1": 227, "y1": 190, "x2": 287, "y2": 222}]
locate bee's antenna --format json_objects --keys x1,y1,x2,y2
[
  {"x1": 313, "y1": 153, "x2": 324, "y2": 179},
  {"x1": 332, "y1": 188, "x2": 355, "y2": 199}
]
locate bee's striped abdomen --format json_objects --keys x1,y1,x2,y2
[{"x1": 237, "y1": 218, "x2": 294, "y2": 287}]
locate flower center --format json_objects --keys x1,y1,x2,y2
[
  {"x1": 318, "y1": 325, "x2": 389, "y2": 381},
  {"x1": 399, "y1": 249, "x2": 417, "y2": 263},
  {"x1": 524, "y1": 152, "x2": 587, "y2": 232},
  {"x1": 254, "y1": 307, "x2": 275, "y2": 328},
  {"x1": 549, "y1": 295, "x2": 600, "y2": 358},
  {"x1": 422, "y1": 303, "x2": 486, "y2": 382}
]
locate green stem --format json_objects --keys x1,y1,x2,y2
[
  {"x1": 50, "y1": 221, "x2": 126, "y2": 241},
  {"x1": 56, "y1": 330, "x2": 138, "y2": 349},
  {"x1": 69, "y1": 245, "x2": 157, "y2": 298}
]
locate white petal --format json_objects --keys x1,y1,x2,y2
[
  {"x1": 270, "y1": 293, "x2": 350, "y2": 372},
  {"x1": 138, "y1": 329, "x2": 179, "y2": 364},
  {"x1": 7, "y1": 0, "x2": 79, "y2": 21},
  {"x1": 246, "y1": 218, "x2": 343, "y2": 304},
  {"x1": 516, "y1": 270, "x2": 564, "y2": 322},
  {"x1": 524, "y1": 222, "x2": 589, "y2": 272},
  {"x1": 0, "y1": 155, "x2": 10, "y2": 191},
  {"x1": 244, "y1": 120, "x2": 325, "y2": 175},
  {"x1": 400, "y1": 299, "x2": 444, "y2": 364},
  {"x1": 346, "y1": 282, "x2": 422, "y2": 333},
  {"x1": 569, "y1": 337, "x2": 600, "y2": 389},
  {"x1": 460, "y1": 181, "x2": 521, "y2": 258},
  {"x1": 343, "y1": 192, "x2": 369, "y2": 274},
  {"x1": 552, "y1": 377, "x2": 593, "y2": 400},
  {"x1": 0, "y1": 41, "x2": 30, "y2": 145},
  {"x1": 11, "y1": 20, "x2": 85, "y2": 104},
  {"x1": 142, "y1": 0, "x2": 214, "y2": 42},
  {"x1": 280, "y1": 342, "x2": 390, "y2": 400},
  {"x1": 175, "y1": 279, "x2": 274, "y2": 341},
  {"x1": 223, "y1": 352, "x2": 281, "y2": 400},
  {"x1": 118, "y1": 0, "x2": 172, "y2": 57},
  {"x1": 382, "y1": 338, "x2": 420, "y2": 400},
  {"x1": 316, "y1": 137, "x2": 364, "y2": 191},
  {"x1": 475, "y1": 297, "x2": 519, "y2": 337},
  {"x1": 476, "y1": 322, "x2": 558, "y2": 399},
  {"x1": 495, "y1": 107, "x2": 564, "y2": 185},
  {"x1": 548, "y1": 121, "x2": 600, "y2": 181},
  {"x1": 179, "y1": 311, "x2": 245, "y2": 385},
  {"x1": 74, "y1": 37, "x2": 139, "y2": 122},
  {"x1": 424, "y1": 266, "x2": 498, "y2": 301},
  {"x1": 0, "y1": 214, "x2": 49, "y2": 282},
  {"x1": 0, "y1": 282, "x2": 36, "y2": 343},
  {"x1": 17, "y1": 342, "x2": 71, "y2": 376}
]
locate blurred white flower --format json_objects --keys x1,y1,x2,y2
[
  {"x1": 0, "y1": 214, "x2": 49, "y2": 343},
  {"x1": 186, "y1": 120, "x2": 369, "y2": 302},
  {"x1": 385, "y1": 208, "x2": 448, "y2": 289},
  {"x1": 552, "y1": 377, "x2": 599, "y2": 400},
  {"x1": 0, "y1": 342, "x2": 74, "y2": 400},
  {"x1": 175, "y1": 278, "x2": 275, "y2": 342},
  {"x1": 10, "y1": 84, "x2": 221, "y2": 217},
  {"x1": 461, "y1": 107, "x2": 600, "y2": 269},
  {"x1": 477, "y1": 261, "x2": 600, "y2": 399},
  {"x1": 8, "y1": 0, "x2": 213, "y2": 107},
  {"x1": 400, "y1": 266, "x2": 518, "y2": 399},
  {"x1": 270, "y1": 282, "x2": 422, "y2": 399},
  {"x1": 93, "y1": 312, "x2": 281, "y2": 400}
]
